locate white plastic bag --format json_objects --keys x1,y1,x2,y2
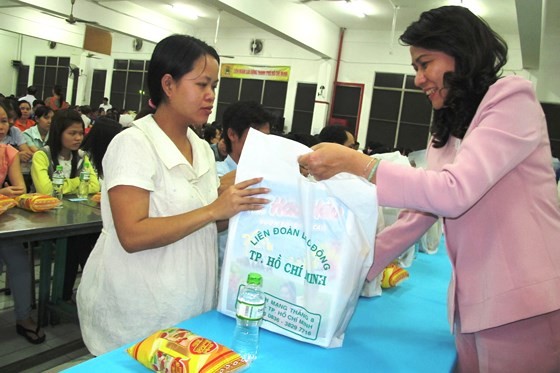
[{"x1": 217, "y1": 129, "x2": 378, "y2": 348}]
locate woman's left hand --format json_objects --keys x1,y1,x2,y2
[
  {"x1": 298, "y1": 143, "x2": 361, "y2": 180},
  {"x1": 19, "y1": 150, "x2": 33, "y2": 162},
  {"x1": 1, "y1": 183, "x2": 25, "y2": 198}
]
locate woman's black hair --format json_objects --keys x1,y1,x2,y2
[
  {"x1": 400, "y1": 6, "x2": 508, "y2": 148},
  {"x1": 81, "y1": 116, "x2": 122, "y2": 178},
  {"x1": 285, "y1": 132, "x2": 320, "y2": 148},
  {"x1": 47, "y1": 109, "x2": 84, "y2": 177},
  {"x1": 203, "y1": 124, "x2": 220, "y2": 143},
  {"x1": 0, "y1": 99, "x2": 12, "y2": 118},
  {"x1": 147, "y1": 34, "x2": 220, "y2": 115},
  {"x1": 1, "y1": 97, "x2": 18, "y2": 119},
  {"x1": 17, "y1": 100, "x2": 31, "y2": 118},
  {"x1": 34, "y1": 105, "x2": 53, "y2": 120}
]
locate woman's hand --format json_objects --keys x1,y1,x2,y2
[
  {"x1": 218, "y1": 170, "x2": 236, "y2": 195},
  {"x1": 18, "y1": 149, "x2": 33, "y2": 162},
  {"x1": 209, "y1": 177, "x2": 269, "y2": 220},
  {"x1": 298, "y1": 143, "x2": 364, "y2": 180},
  {"x1": 1, "y1": 182, "x2": 25, "y2": 198}
]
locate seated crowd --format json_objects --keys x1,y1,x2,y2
[{"x1": 0, "y1": 90, "x2": 126, "y2": 345}]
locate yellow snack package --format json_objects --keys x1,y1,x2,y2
[
  {"x1": 127, "y1": 327, "x2": 248, "y2": 373},
  {"x1": 0, "y1": 195, "x2": 17, "y2": 215},
  {"x1": 381, "y1": 262, "x2": 409, "y2": 289},
  {"x1": 90, "y1": 192, "x2": 101, "y2": 203},
  {"x1": 15, "y1": 193, "x2": 61, "y2": 212}
]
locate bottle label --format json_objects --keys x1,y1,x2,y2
[
  {"x1": 236, "y1": 301, "x2": 264, "y2": 321},
  {"x1": 53, "y1": 178, "x2": 64, "y2": 185}
]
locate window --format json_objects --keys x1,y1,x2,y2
[
  {"x1": 110, "y1": 59, "x2": 149, "y2": 111},
  {"x1": 16, "y1": 65, "x2": 29, "y2": 98},
  {"x1": 366, "y1": 72, "x2": 433, "y2": 152},
  {"x1": 262, "y1": 80, "x2": 287, "y2": 132},
  {"x1": 33, "y1": 56, "x2": 70, "y2": 101},
  {"x1": 216, "y1": 78, "x2": 288, "y2": 132},
  {"x1": 90, "y1": 70, "x2": 107, "y2": 110},
  {"x1": 330, "y1": 83, "x2": 363, "y2": 136},
  {"x1": 291, "y1": 83, "x2": 317, "y2": 135}
]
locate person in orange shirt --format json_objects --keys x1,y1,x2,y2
[
  {"x1": 44, "y1": 85, "x2": 69, "y2": 111},
  {"x1": 14, "y1": 100, "x2": 35, "y2": 132}
]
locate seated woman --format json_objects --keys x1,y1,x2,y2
[
  {"x1": 23, "y1": 106, "x2": 53, "y2": 153},
  {"x1": 1, "y1": 99, "x2": 33, "y2": 159},
  {"x1": 1, "y1": 99, "x2": 33, "y2": 189},
  {"x1": 31, "y1": 109, "x2": 100, "y2": 302},
  {"x1": 0, "y1": 100, "x2": 45, "y2": 344},
  {"x1": 14, "y1": 100, "x2": 35, "y2": 132},
  {"x1": 31, "y1": 109, "x2": 99, "y2": 195}
]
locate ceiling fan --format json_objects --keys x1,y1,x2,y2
[
  {"x1": 43, "y1": 0, "x2": 98, "y2": 25},
  {"x1": 300, "y1": 0, "x2": 350, "y2": 3},
  {"x1": 85, "y1": 52, "x2": 101, "y2": 59}
]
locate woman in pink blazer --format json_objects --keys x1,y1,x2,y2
[{"x1": 300, "y1": 6, "x2": 560, "y2": 372}]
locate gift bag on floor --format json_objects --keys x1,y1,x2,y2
[{"x1": 217, "y1": 129, "x2": 378, "y2": 348}]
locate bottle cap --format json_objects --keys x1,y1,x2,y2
[
  {"x1": 247, "y1": 273, "x2": 262, "y2": 286},
  {"x1": 56, "y1": 165, "x2": 63, "y2": 171}
]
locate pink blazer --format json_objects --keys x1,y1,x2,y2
[{"x1": 369, "y1": 76, "x2": 560, "y2": 333}]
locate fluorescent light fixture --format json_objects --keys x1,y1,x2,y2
[
  {"x1": 342, "y1": 0, "x2": 373, "y2": 18},
  {"x1": 170, "y1": 3, "x2": 199, "y2": 20}
]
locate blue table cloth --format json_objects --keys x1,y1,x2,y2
[{"x1": 66, "y1": 240, "x2": 456, "y2": 372}]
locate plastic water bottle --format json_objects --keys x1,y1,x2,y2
[
  {"x1": 232, "y1": 272, "x2": 265, "y2": 364},
  {"x1": 77, "y1": 162, "x2": 91, "y2": 199},
  {"x1": 52, "y1": 165, "x2": 65, "y2": 207}
]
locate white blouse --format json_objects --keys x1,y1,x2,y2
[{"x1": 77, "y1": 114, "x2": 219, "y2": 356}]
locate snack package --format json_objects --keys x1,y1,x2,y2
[
  {"x1": 15, "y1": 193, "x2": 61, "y2": 212},
  {"x1": 127, "y1": 328, "x2": 247, "y2": 373},
  {"x1": 380, "y1": 263, "x2": 409, "y2": 289},
  {"x1": 90, "y1": 192, "x2": 101, "y2": 203},
  {"x1": 0, "y1": 205, "x2": 9, "y2": 215},
  {"x1": 0, "y1": 195, "x2": 17, "y2": 215}
]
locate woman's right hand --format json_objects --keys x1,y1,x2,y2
[
  {"x1": 209, "y1": 177, "x2": 270, "y2": 220},
  {"x1": 298, "y1": 143, "x2": 362, "y2": 180}
]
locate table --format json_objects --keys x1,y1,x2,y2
[
  {"x1": 0, "y1": 197, "x2": 102, "y2": 326},
  {"x1": 67, "y1": 240, "x2": 457, "y2": 372}
]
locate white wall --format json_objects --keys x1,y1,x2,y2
[{"x1": 0, "y1": 30, "x2": 23, "y2": 96}]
